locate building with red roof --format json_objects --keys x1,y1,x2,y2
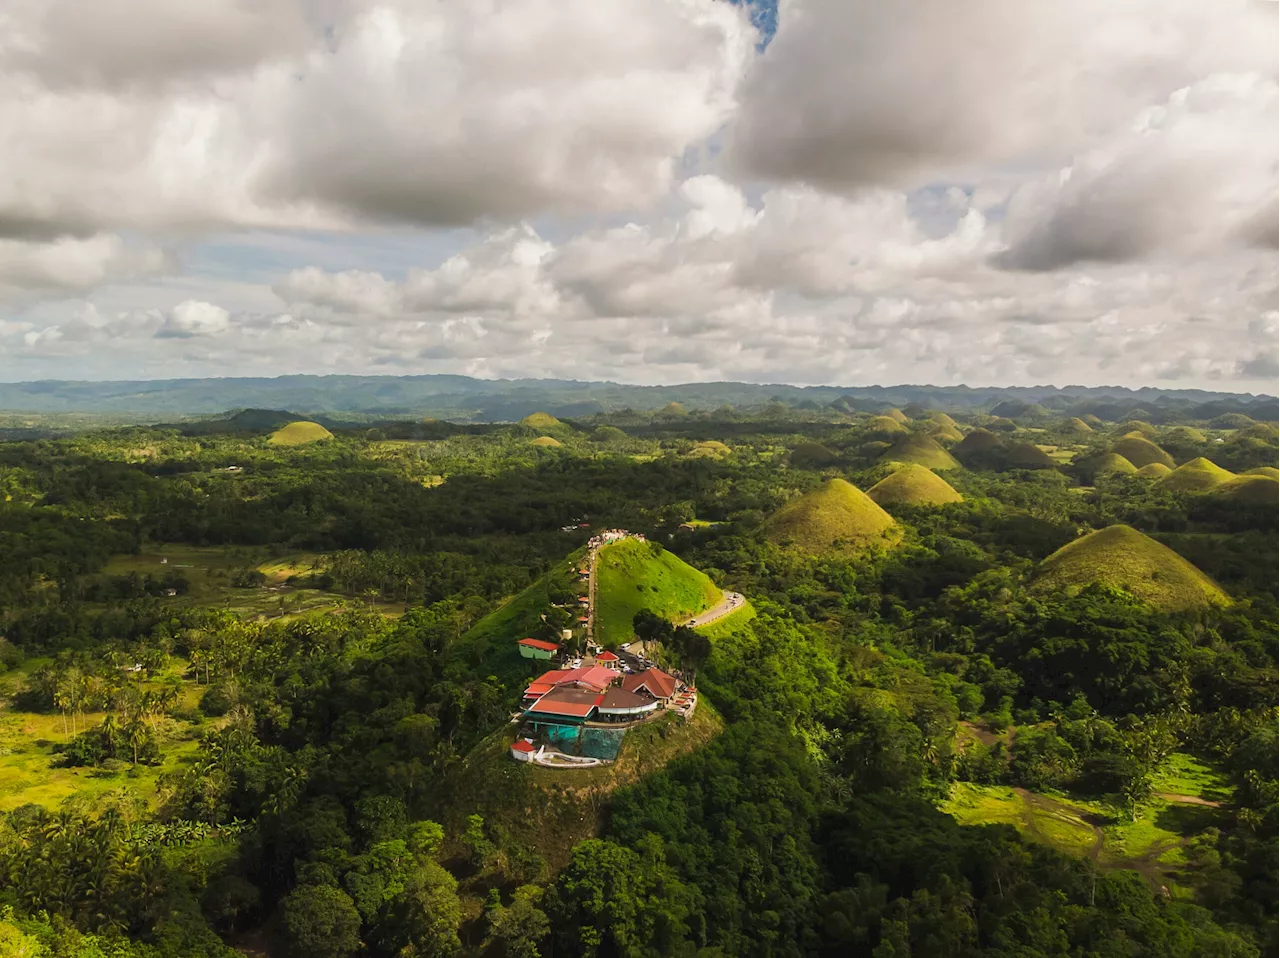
[
  {"x1": 521, "y1": 665, "x2": 617, "y2": 702},
  {"x1": 525, "y1": 687, "x2": 603, "y2": 724},
  {"x1": 595, "y1": 649, "x2": 620, "y2": 669},
  {"x1": 621, "y1": 668, "x2": 679, "y2": 705},
  {"x1": 517, "y1": 637, "x2": 560, "y2": 660},
  {"x1": 510, "y1": 739, "x2": 537, "y2": 761},
  {"x1": 596, "y1": 687, "x2": 658, "y2": 721}
]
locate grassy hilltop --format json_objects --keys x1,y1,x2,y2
[
  {"x1": 765, "y1": 478, "x2": 899, "y2": 553},
  {"x1": 595, "y1": 538, "x2": 721, "y2": 645},
  {"x1": 1033, "y1": 524, "x2": 1229, "y2": 611}
]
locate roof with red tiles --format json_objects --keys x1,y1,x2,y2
[
  {"x1": 595, "y1": 650, "x2": 619, "y2": 661},
  {"x1": 510, "y1": 740, "x2": 537, "y2": 753},
  {"x1": 518, "y1": 638, "x2": 560, "y2": 652},
  {"x1": 621, "y1": 668, "x2": 678, "y2": 700},
  {"x1": 526, "y1": 687, "x2": 602, "y2": 718}
]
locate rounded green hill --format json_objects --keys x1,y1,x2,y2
[
  {"x1": 1032, "y1": 524, "x2": 1228, "y2": 612},
  {"x1": 930, "y1": 412, "x2": 959, "y2": 428},
  {"x1": 659, "y1": 401, "x2": 689, "y2": 418},
  {"x1": 595, "y1": 538, "x2": 722, "y2": 646},
  {"x1": 867, "y1": 465, "x2": 963, "y2": 508},
  {"x1": 885, "y1": 408, "x2": 910, "y2": 424},
  {"x1": 1210, "y1": 413, "x2": 1254, "y2": 429},
  {"x1": 765, "y1": 478, "x2": 899, "y2": 554},
  {"x1": 1135, "y1": 462, "x2": 1173, "y2": 479},
  {"x1": 1109, "y1": 436, "x2": 1174, "y2": 470},
  {"x1": 866, "y1": 415, "x2": 908, "y2": 436},
  {"x1": 532, "y1": 435, "x2": 563, "y2": 448},
  {"x1": 1077, "y1": 452, "x2": 1138, "y2": 480},
  {"x1": 1159, "y1": 457, "x2": 1234, "y2": 493},
  {"x1": 1066, "y1": 417, "x2": 1094, "y2": 434},
  {"x1": 1116, "y1": 420, "x2": 1157, "y2": 438},
  {"x1": 1244, "y1": 466, "x2": 1280, "y2": 479},
  {"x1": 1081, "y1": 414, "x2": 1104, "y2": 427},
  {"x1": 1163, "y1": 426, "x2": 1206, "y2": 443},
  {"x1": 1241, "y1": 423, "x2": 1279, "y2": 441},
  {"x1": 878, "y1": 434, "x2": 961, "y2": 471},
  {"x1": 690, "y1": 440, "x2": 731, "y2": 459},
  {"x1": 521, "y1": 411, "x2": 563, "y2": 430},
  {"x1": 1214, "y1": 475, "x2": 1279, "y2": 505},
  {"x1": 790, "y1": 441, "x2": 840, "y2": 468},
  {"x1": 268, "y1": 421, "x2": 334, "y2": 446},
  {"x1": 928, "y1": 423, "x2": 964, "y2": 444},
  {"x1": 1004, "y1": 442, "x2": 1059, "y2": 470},
  {"x1": 953, "y1": 428, "x2": 1003, "y2": 460}
]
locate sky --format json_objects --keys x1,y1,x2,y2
[{"x1": 1, "y1": 0, "x2": 1277, "y2": 392}]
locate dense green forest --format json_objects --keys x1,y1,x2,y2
[{"x1": 0, "y1": 402, "x2": 1275, "y2": 957}]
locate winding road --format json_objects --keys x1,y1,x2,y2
[{"x1": 685, "y1": 591, "x2": 746, "y2": 628}]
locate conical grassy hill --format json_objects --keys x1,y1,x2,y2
[
  {"x1": 595, "y1": 538, "x2": 723, "y2": 645},
  {"x1": 521, "y1": 411, "x2": 564, "y2": 431},
  {"x1": 1245, "y1": 466, "x2": 1280, "y2": 479},
  {"x1": 532, "y1": 435, "x2": 562, "y2": 448},
  {"x1": 928, "y1": 423, "x2": 964, "y2": 444},
  {"x1": 1136, "y1": 462, "x2": 1173, "y2": 478},
  {"x1": 1241, "y1": 423, "x2": 1279, "y2": 441},
  {"x1": 268, "y1": 421, "x2": 334, "y2": 445},
  {"x1": 878, "y1": 433, "x2": 961, "y2": 470},
  {"x1": 1005, "y1": 443, "x2": 1059, "y2": 469},
  {"x1": 930, "y1": 412, "x2": 959, "y2": 428},
  {"x1": 885, "y1": 408, "x2": 910, "y2": 424},
  {"x1": 765, "y1": 478, "x2": 899, "y2": 554},
  {"x1": 953, "y1": 428, "x2": 1003, "y2": 459},
  {"x1": 1116, "y1": 420, "x2": 1158, "y2": 438},
  {"x1": 1077, "y1": 452, "x2": 1137, "y2": 480},
  {"x1": 867, "y1": 415, "x2": 908, "y2": 436},
  {"x1": 1109, "y1": 436, "x2": 1174, "y2": 469},
  {"x1": 1159, "y1": 457, "x2": 1234, "y2": 493},
  {"x1": 1215, "y1": 475, "x2": 1279, "y2": 505},
  {"x1": 1032, "y1": 524, "x2": 1228, "y2": 612},
  {"x1": 867, "y1": 465, "x2": 963, "y2": 507},
  {"x1": 1066, "y1": 417, "x2": 1094, "y2": 433},
  {"x1": 790, "y1": 441, "x2": 840, "y2": 468}
]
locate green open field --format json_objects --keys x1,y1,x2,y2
[
  {"x1": 0, "y1": 658, "x2": 206, "y2": 812},
  {"x1": 101, "y1": 545, "x2": 404, "y2": 619},
  {"x1": 943, "y1": 751, "x2": 1232, "y2": 894}
]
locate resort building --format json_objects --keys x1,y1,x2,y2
[
  {"x1": 510, "y1": 740, "x2": 537, "y2": 762},
  {"x1": 595, "y1": 649, "x2": 620, "y2": 669},
  {"x1": 595, "y1": 688, "x2": 658, "y2": 722},
  {"x1": 621, "y1": 668, "x2": 679, "y2": 707},
  {"x1": 522, "y1": 665, "x2": 617, "y2": 703}
]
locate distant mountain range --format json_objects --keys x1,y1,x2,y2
[{"x1": 0, "y1": 375, "x2": 1274, "y2": 425}]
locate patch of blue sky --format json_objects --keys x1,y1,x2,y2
[{"x1": 728, "y1": 0, "x2": 777, "y2": 48}]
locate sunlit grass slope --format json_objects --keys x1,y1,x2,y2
[
  {"x1": 268, "y1": 421, "x2": 334, "y2": 445},
  {"x1": 595, "y1": 538, "x2": 721, "y2": 645},
  {"x1": 867, "y1": 464, "x2": 963, "y2": 507},
  {"x1": 764, "y1": 478, "x2": 899, "y2": 554}
]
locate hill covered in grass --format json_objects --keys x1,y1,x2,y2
[
  {"x1": 521, "y1": 411, "x2": 564, "y2": 431},
  {"x1": 531, "y1": 435, "x2": 563, "y2": 448},
  {"x1": 764, "y1": 478, "x2": 899, "y2": 554},
  {"x1": 1245, "y1": 466, "x2": 1280, "y2": 479},
  {"x1": 1160, "y1": 457, "x2": 1234, "y2": 493},
  {"x1": 690, "y1": 440, "x2": 731, "y2": 458},
  {"x1": 1136, "y1": 462, "x2": 1173, "y2": 478},
  {"x1": 1032, "y1": 524, "x2": 1229, "y2": 611},
  {"x1": 1004, "y1": 442, "x2": 1059, "y2": 470},
  {"x1": 866, "y1": 415, "x2": 908, "y2": 436},
  {"x1": 1077, "y1": 452, "x2": 1138, "y2": 480},
  {"x1": 790, "y1": 441, "x2": 840, "y2": 468},
  {"x1": 268, "y1": 420, "x2": 334, "y2": 445},
  {"x1": 595, "y1": 538, "x2": 722, "y2": 645},
  {"x1": 1109, "y1": 436, "x2": 1174, "y2": 469},
  {"x1": 1215, "y1": 474, "x2": 1279, "y2": 505},
  {"x1": 928, "y1": 423, "x2": 964, "y2": 444},
  {"x1": 878, "y1": 433, "x2": 961, "y2": 470},
  {"x1": 867, "y1": 465, "x2": 963, "y2": 508},
  {"x1": 953, "y1": 428, "x2": 1003, "y2": 461}
]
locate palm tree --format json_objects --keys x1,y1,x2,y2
[{"x1": 124, "y1": 718, "x2": 147, "y2": 766}]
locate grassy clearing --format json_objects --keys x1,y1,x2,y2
[
  {"x1": 595, "y1": 539, "x2": 721, "y2": 646},
  {"x1": 101, "y1": 545, "x2": 403, "y2": 620},
  {"x1": 693, "y1": 599, "x2": 756, "y2": 641},
  {"x1": 1151, "y1": 752, "x2": 1234, "y2": 802},
  {"x1": 942, "y1": 783, "x2": 1099, "y2": 857},
  {"x1": 0, "y1": 659, "x2": 207, "y2": 812}
]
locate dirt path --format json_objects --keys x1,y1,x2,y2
[
  {"x1": 1158, "y1": 792, "x2": 1221, "y2": 807},
  {"x1": 684, "y1": 591, "x2": 745, "y2": 627}
]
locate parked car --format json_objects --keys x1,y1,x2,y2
[{"x1": 620, "y1": 642, "x2": 630, "y2": 649}]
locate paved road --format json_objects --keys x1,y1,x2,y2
[{"x1": 684, "y1": 591, "x2": 745, "y2": 628}]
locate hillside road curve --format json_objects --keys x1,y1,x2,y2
[{"x1": 685, "y1": 591, "x2": 745, "y2": 628}]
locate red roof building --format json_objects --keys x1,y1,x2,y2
[
  {"x1": 522, "y1": 665, "x2": 617, "y2": 701},
  {"x1": 525, "y1": 687, "x2": 603, "y2": 721},
  {"x1": 621, "y1": 668, "x2": 679, "y2": 703},
  {"x1": 518, "y1": 638, "x2": 560, "y2": 652},
  {"x1": 510, "y1": 739, "x2": 537, "y2": 762},
  {"x1": 595, "y1": 650, "x2": 620, "y2": 669},
  {"x1": 596, "y1": 687, "x2": 658, "y2": 720}
]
